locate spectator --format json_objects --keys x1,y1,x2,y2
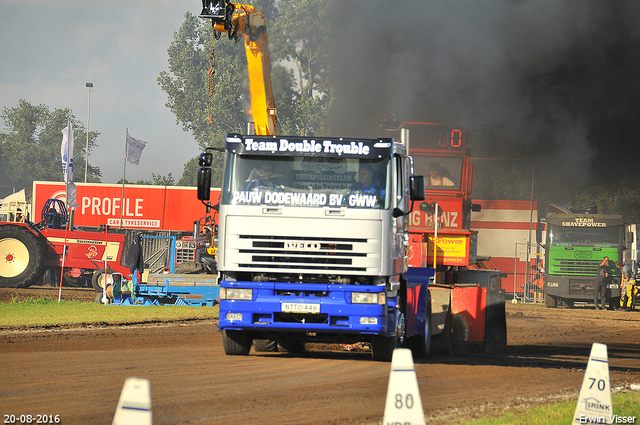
[{"x1": 593, "y1": 256, "x2": 610, "y2": 310}]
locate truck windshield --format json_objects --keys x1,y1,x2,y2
[
  {"x1": 221, "y1": 154, "x2": 391, "y2": 209},
  {"x1": 547, "y1": 224, "x2": 622, "y2": 245}
]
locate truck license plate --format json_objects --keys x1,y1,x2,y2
[{"x1": 281, "y1": 302, "x2": 320, "y2": 314}]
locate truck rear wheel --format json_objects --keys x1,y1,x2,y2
[
  {"x1": 253, "y1": 339, "x2": 278, "y2": 352},
  {"x1": 0, "y1": 225, "x2": 46, "y2": 288},
  {"x1": 222, "y1": 329, "x2": 252, "y2": 355},
  {"x1": 409, "y1": 301, "x2": 432, "y2": 359},
  {"x1": 277, "y1": 340, "x2": 305, "y2": 354}
]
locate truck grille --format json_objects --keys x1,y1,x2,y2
[
  {"x1": 175, "y1": 248, "x2": 196, "y2": 264},
  {"x1": 552, "y1": 259, "x2": 599, "y2": 275},
  {"x1": 237, "y1": 235, "x2": 368, "y2": 272}
]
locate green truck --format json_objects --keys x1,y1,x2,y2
[{"x1": 543, "y1": 212, "x2": 625, "y2": 308}]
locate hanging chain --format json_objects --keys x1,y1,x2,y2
[{"x1": 206, "y1": 24, "x2": 216, "y2": 125}]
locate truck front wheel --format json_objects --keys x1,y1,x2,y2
[
  {"x1": 544, "y1": 294, "x2": 558, "y2": 308},
  {"x1": 0, "y1": 225, "x2": 46, "y2": 288},
  {"x1": 371, "y1": 335, "x2": 397, "y2": 361},
  {"x1": 222, "y1": 329, "x2": 252, "y2": 355}
]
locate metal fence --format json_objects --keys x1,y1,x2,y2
[
  {"x1": 121, "y1": 230, "x2": 190, "y2": 274},
  {"x1": 513, "y1": 242, "x2": 545, "y2": 303}
]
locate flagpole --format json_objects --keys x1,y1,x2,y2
[
  {"x1": 121, "y1": 128, "x2": 127, "y2": 229},
  {"x1": 59, "y1": 117, "x2": 71, "y2": 303}
]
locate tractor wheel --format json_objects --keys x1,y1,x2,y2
[
  {"x1": 63, "y1": 269, "x2": 86, "y2": 287},
  {"x1": 91, "y1": 268, "x2": 114, "y2": 292},
  {"x1": 0, "y1": 225, "x2": 47, "y2": 288}
]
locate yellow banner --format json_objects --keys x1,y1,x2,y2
[{"x1": 426, "y1": 235, "x2": 469, "y2": 266}]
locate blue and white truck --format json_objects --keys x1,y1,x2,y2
[{"x1": 197, "y1": 133, "x2": 433, "y2": 361}]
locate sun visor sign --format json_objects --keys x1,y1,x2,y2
[{"x1": 225, "y1": 133, "x2": 394, "y2": 158}]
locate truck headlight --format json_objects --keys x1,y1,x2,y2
[
  {"x1": 351, "y1": 292, "x2": 386, "y2": 305},
  {"x1": 359, "y1": 317, "x2": 378, "y2": 325},
  {"x1": 220, "y1": 287, "x2": 252, "y2": 300}
]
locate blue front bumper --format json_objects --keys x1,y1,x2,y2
[{"x1": 218, "y1": 281, "x2": 395, "y2": 336}]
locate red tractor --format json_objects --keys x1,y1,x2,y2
[{"x1": 0, "y1": 199, "x2": 131, "y2": 290}]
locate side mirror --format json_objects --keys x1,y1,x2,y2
[
  {"x1": 410, "y1": 176, "x2": 425, "y2": 201},
  {"x1": 536, "y1": 218, "x2": 546, "y2": 247},
  {"x1": 197, "y1": 168, "x2": 212, "y2": 201},
  {"x1": 199, "y1": 152, "x2": 213, "y2": 167}
]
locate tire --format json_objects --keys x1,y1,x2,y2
[
  {"x1": 253, "y1": 339, "x2": 278, "y2": 352},
  {"x1": 222, "y1": 329, "x2": 252, "y2": 355},
  {"x1": 42, "y1": 269, "x2": 59, "y2": 287},
  {"x1": 370, "y1": 335, "x2": 397, "y2": 362},
  {"x1": 544, "y1": 293, "x2": 558, "y2": 308},
  {"x1": 410, "y1": 300, "x2": 432, "y2": 359},
  {"x1": 0, "y1": 225, "x2": 47, "y2": 288},
  {"x1": 608, "y1": 296, "x2": 620, "y2": 310},
  {"x1": 91, "y1": 269, "x2": 114, "y2": 292},
  {"x1": 371, "y1": 297, "x2": 405, "y2": 361},
  {"x1": 277, "y1": 340, "x2": 305, "y2": 354},
  {"x1": 63, "y1": 269, "x2": 85, "y2": 287}
]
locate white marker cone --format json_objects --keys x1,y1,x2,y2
[
  {"x1": 572, "y1": 343, "x2": 613, "y2": 424},
  {"x1": 382, "y1": 348, "x2": 426, "y2": 425},
  {"x1": 113, "y1": 377, "x2": 153, "y2": 425}
]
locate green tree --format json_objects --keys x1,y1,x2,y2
[
  {"x1": 159, "y1": 12, "x2": 246, "y2": 187},
  {"x1": 269, "y1": 0, "x2": 331, "y2": 135},
  {"x1": 158, "y1": 12, "x2": 245, "y2": 151},
  {"x1": 131, "y1": 173, "x2": 176, "y2": 186},
  {"x1": 160, "y1": 4, "x2": 332, "y2": 186},
  {"x1": 571, "y1": 185, "x2": 640, "y2": 224},
  {"x1": 0, "y1": 99, "x2": 101, "y2": 196}
]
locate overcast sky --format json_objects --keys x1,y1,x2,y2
[{"x1": 0, "y1": 0, "x2": 200, "y2": 184}]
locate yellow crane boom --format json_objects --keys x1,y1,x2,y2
[{"x1": 200, "y1": 1, "x2": 277, "y2": 135}]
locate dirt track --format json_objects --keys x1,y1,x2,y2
[{"x1": 1, "y1": 286, "x2": 639, "y2": 425}]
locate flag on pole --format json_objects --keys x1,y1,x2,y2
[
  {"x1": 126, "y1": 133, "x2": 148, "y2": 165},
  {"x1": 61, "y1": 122, "x2": 74, "y2": 184},
  {"x1": 61, "y1": 122, "x2": 79, "y2": 208},
  {"x1": 67, "y1": 182, "x2": 79, "y2": 208}
]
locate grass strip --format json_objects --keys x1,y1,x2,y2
[
  {"x1": 459, "y1": 391, "x2": 640, "y2": 425},
  {"x1": 0, "y1": 295, "x2": 218, "y2": 328}
]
